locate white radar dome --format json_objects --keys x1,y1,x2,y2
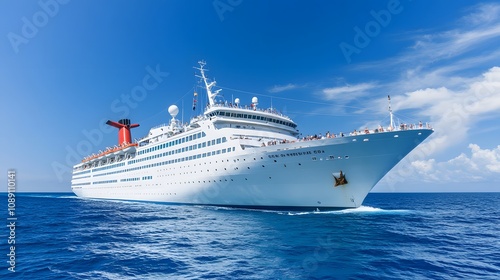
[
  {"x1": 235, "y1": 98, "x2": 240, "y2": 105},
  {"x1": 252, "y1": 97, "x2": 258, "y2": 104},
  {"x1": 168, "y1": 105, "x2": 179, "y2": 118}
]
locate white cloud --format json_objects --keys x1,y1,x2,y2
[
  {"x1": 463, "y1": 3, "x2": 500, "y2": 26},
  {"x1": 268, "y1": 83, "x2": 298, "y2": 93},
  {"x1": 353, "y1": 3, "x2": 500, "y2": 94},
  {"x1": 396, "y1": 67, "x2": 500, "y2": 156},
  {"x1": 411, "y1": 144, "x2": 500, "y2": 183},
  {"x1": 321, "y1": 82, "x2": 376, "y2": 101}
]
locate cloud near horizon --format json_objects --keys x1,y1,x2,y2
[{"x1": 411, "y1": 143, "x2": 500, "y2": 183}]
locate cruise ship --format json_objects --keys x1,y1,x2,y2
[{"x1": 71, "y1": 61, "x2": 433, "y2": 210}]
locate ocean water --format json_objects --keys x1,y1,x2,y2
[{"x1": 1, "y1": 192, "x2": 499, "y2": 279}]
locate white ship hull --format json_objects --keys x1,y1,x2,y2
[{"x1": 72, "y1": 129, "x2": 432, "y2": 210}]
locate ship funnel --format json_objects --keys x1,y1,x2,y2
[{"x1": 106, "y1": 119, "x2": 140, "y2": 145}]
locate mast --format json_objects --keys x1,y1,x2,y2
[
  {"x1": 195, "y1": 61, "x2": 220, "y2": 107},
  {"x1": 388, "y1": 95, "x2": 394, "y2": 130}
]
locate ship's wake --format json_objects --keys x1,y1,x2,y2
[{"x1": 283, "y1": 206, "x2": 411, "y2": 216}]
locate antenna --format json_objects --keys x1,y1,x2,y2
[
  {"x1": 194, "y1": 60, "x2": 219, "y2": 107},
  {"x1": 388, "y1": 95, "x2": 394, "y2": 130}
]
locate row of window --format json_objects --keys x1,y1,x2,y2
[
  {"x1": 93, "y1": 180, "x2": 118, "y2": 185},
  {"x1": 93, "y1": 162, "x2": 125, "y2": 172},
  {"x1": 142, "y1": 176, "x2": 153, "y2": 180},
  {"x1": 83, "y1": 147, "x2": 237, "y2": 183},
  {"x1": 72, "y1": 182, "x2": 91, "y2": 186},
  {"x1": 134, "y1": 147, "x2": 236, "y2": 169},
  {"x1": 312, "y1": 155, "x2": 349, "y2": 161},
  {"x1": 73, "y1": 175, "x2": 91, "y2": 180},
  {"x1": 138, "y1": 132, "x2": 207, "y2": 155},
  {"x1": 94, "y1": 168, "x2": 127, "y2": 178},
  {"x1": 73, "y1": 169, "x2": 91, "y2": 175},
  {"x1": 131, "y1": 137, "x2": 227, "y2": 165},
  {"x1": 121, "y1": 177, "x2": 140, "y2": 182},
  {"x1": 208, "y1": 110, "x2": 297, "y2": 129}
]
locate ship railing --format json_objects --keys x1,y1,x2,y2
[
  {"x1": 257, "y1": 122, "x2": 432, "y2": 147},
  {"x1": 205, "y1": 103, "x2": 292, "y2": 120},
  {"x1": 151, "y1": 123, "x2": 168, "y2": 129},
  {"x1": 304, "y1": 123, "x2": 432, "y2": 140}
]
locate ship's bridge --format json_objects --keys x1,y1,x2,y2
[{"x1": 204, "y1": 103, "x2": 299, "y2": 136}]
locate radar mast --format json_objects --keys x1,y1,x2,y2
[{"x1": 195, "y1": 61, "x2": 220, "y2": 107}]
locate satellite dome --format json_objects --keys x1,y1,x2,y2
[
  {"x1": 234, "y1": 98, "x2": 240, "y2": 105},
  {"x1": 252, "y1": 97, "x2": 258, "y2": 104},
  {"x1": 168, "y1": 105, "x2": 179, "y2": 118}
]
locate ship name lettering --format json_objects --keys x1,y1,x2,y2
[{"x1": 268, "y1": 150, "x2": 319, "y2": 159}]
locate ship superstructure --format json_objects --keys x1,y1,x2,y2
[{"x1": 71, "y1": 61, "x2": 433, "y2": 209}]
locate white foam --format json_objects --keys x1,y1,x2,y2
[{"x1": 283, "y1": 205, "x2": 411, "y2": 215}]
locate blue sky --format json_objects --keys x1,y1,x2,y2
[{"x1": 1, "y1": 0, "x2": 500, "y2": 192}]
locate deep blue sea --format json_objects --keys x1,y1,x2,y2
[{"x1": 1, "y1": 192, "x2": 499, "y2": 279}]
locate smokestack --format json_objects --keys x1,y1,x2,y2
[{"x1": 106, "y1": 119, "x2": 140, "y2": 145}]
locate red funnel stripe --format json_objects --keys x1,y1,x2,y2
[{"x1": 106, "y1": 120, "x2": 140, "y2": 145}]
